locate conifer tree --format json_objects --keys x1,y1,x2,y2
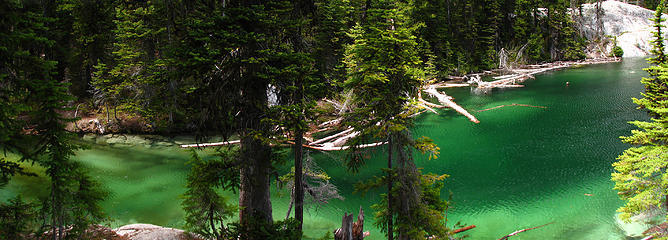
[
  {"x1": 344, "y1": 0, "x2": 451, "y2": 239},
  {"x1": 93, "y1": 0, "x2": 166, "y2": 124},
  {"x1": 612, "y1": 1, "x2": 668, "y2": 237},
  {"x1": 0, "y1": 2, "x2": 107, "y2": 239}
]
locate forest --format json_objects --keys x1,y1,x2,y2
[{"x1": 1, "y1": 0, "x2": 667, "y2": 239}]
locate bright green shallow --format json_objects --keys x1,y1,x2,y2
[{"x1": 0, "y1": 58, "x2": 649, "y2": 239}]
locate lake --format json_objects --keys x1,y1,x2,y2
[{"x1": 0, "y1": 58, "x2": 649, "y2": 239}]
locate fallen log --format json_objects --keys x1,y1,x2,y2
[
  {"x1": 287, "y1": 141, "x2": 387, "y2": 151},
  {"x1": 453, "y1": 225, "x2": 476, "y2": 234},
  {"x1": 418, "y1": 102, "x2": 439, "y2": 115},
  {"x1": 477, "y1": 103, "x2": 547, "y2": 112},
  {"x1": 310, "y1": 128, "x2": 355, "y2": 145},
  {"x1": 497, "y1": 84, "x2": 525, "y2": 88},
  {"x1": 424, "y1": 87, "x2": 480, "y2": 123},
  {"x1": 418, "y1": 98, "x2": 446, "y2": 108},
  {"x1": 497, "y1": 222, "x2": 553, "y2": 240},
  {"x1": 319, "y1": 118, "x2": 343, "y2": 128},
  {"x1": 180, "y1": 140, "x2": 240, "y2": 148}
]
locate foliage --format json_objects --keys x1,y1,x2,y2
[
  {"x1": 612, "y1": 46, "x2": 624, "y2": 58},
  {"x1": 650, "y1": 0, "x2": 668, "y2": 65},
  {"x1": 0, "y1": 1, "x2": 108, "y2": 239},
  {"x1": 356, "y1": 168, "x2": 451, "y2": 239},
  {"x1": 0, "y1": 196, "x2": 39, "y2": 239},
  {"x1": 612, "y1": 1, "x2": 668, "y2": 238},
  {"x1": 343, "y1": 1, "x2": 453, "y2": 238},
  {"x1": 227, "y1": 216, "x2": 302, "y2": 240},
  {"x1": 182, "y1": 149, "x2": 238, "y2": 240}
]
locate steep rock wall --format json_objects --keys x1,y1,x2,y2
[{"x1": 580, "y1": 0, "x2": 666, "y2": 57}]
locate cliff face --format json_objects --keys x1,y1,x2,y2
[{"x1": 579, "y1": 0, "x2": 665, "y2": 57}]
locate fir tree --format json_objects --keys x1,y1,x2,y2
[
  {"x1": 612, "y1": 1, "x2": 668, "y2": 238},
  {"x1": 344, "y1": 0, "x2": 451, "y2": 239}
]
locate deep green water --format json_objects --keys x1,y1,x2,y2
[{"x1": 0, "y1": 58, "x2": 649, "y2": 239}]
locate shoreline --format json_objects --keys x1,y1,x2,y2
[{"x1": 69, "y1": 57, "x2": 623, "y2": 143}]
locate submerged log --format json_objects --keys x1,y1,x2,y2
[
  {"x1": 497, "y1": 222, "x2": 553, "y2": 240},
  {"x1": 477, "y1": 103, "x2": 547, "y2": 112},
  {"x1": 453, "y1": 225, "x2": 476, "y2": 234}
]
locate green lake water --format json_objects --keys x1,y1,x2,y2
[{"x1": 0, "y1": 58, "x2": 650, "y2": 239}]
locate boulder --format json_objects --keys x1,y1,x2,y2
[{"x1": 113, "y1": 223, "x2": 201, "y2": 240}]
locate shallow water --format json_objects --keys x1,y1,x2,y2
[{"x1": 0, "y1": 58, "x2": 649, "y2": 239}]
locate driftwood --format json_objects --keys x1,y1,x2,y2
[
  {"x1": 497, "y1": 222, "x2": 553, "y2": 240},
  {"x1": 453, "y1": 225, "x2": 476, "y2": 234},
  {"x1": 423, "y1": 87, "x2": 480, "y2": 123},
  {"x1": 319, "y1": 118, "x2": 343, "y2": 128},
  {"x1": 301, "y1": 142, "x2": 387, "y2": 151},
  {"x1": 477, "y1": 103, "x2": 547, "y2": 112},
  {"x1": 180, "y1": 140, "x2": 240, "y2": 148},
  {"x1": 427, "y1": 57, "x2": 621, "y2": 90},
  {"x1": 310, "y1": 128, "x2": 355, "y2": 145},
  {"x1": 335, "y1": 207, "x2": 368, "y2": 240}
]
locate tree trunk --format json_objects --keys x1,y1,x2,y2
[
  {"x1": 387, "y1": 134, "x2": 393, "y2": 240},
  {"x1": 209, "y1": 204, "x2": 219, "y2": 240},
  {"x1": 295, "y1": 128, "x2": 304, "y2": 232},
  {"x1": 51, "y1": 182, "x2": 57, "y2": 240},
  {"x1": 238, "y1": 136, "x2": 273, "y2": 226},
  {"x1": 105, "y1": 103, "x2": 110, "y2": 124}
]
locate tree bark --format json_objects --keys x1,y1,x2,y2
[
  {"x1": 209, "y1": 204, "x2": 219, "y2": 240},
  {"x1": 239, "y1": 136, "x2": 273, "y2": 226},
  {"x1": 295, "y1": 128, "x2": 304, "y2": 233},
  {"x1": 387, "y1": 134, "x2": 393, "y2": 240},
  {"x1": 664, "y1": 194, "x2": 667, "y2": 214}
]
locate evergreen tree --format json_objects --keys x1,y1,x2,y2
[
  {"x1": 93, "y1": 0, "x2": 166, "y2": 125},
  {"x1": 612, "y1": 1, "x2": 668, "y2": 238},
  {"x1": 344, "y1": 0, "x2": 451, "y2": 239},
  {"x1": 182, "y1": 149, "x2": 238, "y2": 240},
  {"x1": 0, "y1": 1, "x2": 107, "y2": 239}
]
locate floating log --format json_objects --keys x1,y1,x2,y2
[
  {"x1": 453, "y1": 225, "x2": 476, "y2": 234},
  {"x1": 424, "y1": 87, "x2": 480, "y2": 123},
  {"x1": 310, "y1": 128, "x2": 354, "y2": 145},
  {"x1": 477, "y1": 103, "x2": 547, "y2": 112},
  {"x1": 302, "y1": 142, "x2": 387, "y2": 151},
  {"x1": 429, "y1": 82, "x2": 470, "y2": 88},
  {"x1": 180, "y1": 140, "x2": 240, "y2": 148},
  {"x1": 497, "y1": 222, "x2": 553, "y2": 240},
  {"x1": 425, "y1": 57, "x2": 620, "y2": 91}
]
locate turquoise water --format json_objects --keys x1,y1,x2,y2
[{"x1": 0, "y1": 58, "x2": 649, "y2": 239}]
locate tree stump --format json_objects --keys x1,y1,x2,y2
[{"x1": 334, "y1": 206, "x2": 367, "y2": 240}]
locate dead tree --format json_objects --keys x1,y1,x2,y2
[{"x1": 334, "y1": 207, "x2": 368, "y2": 240}]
